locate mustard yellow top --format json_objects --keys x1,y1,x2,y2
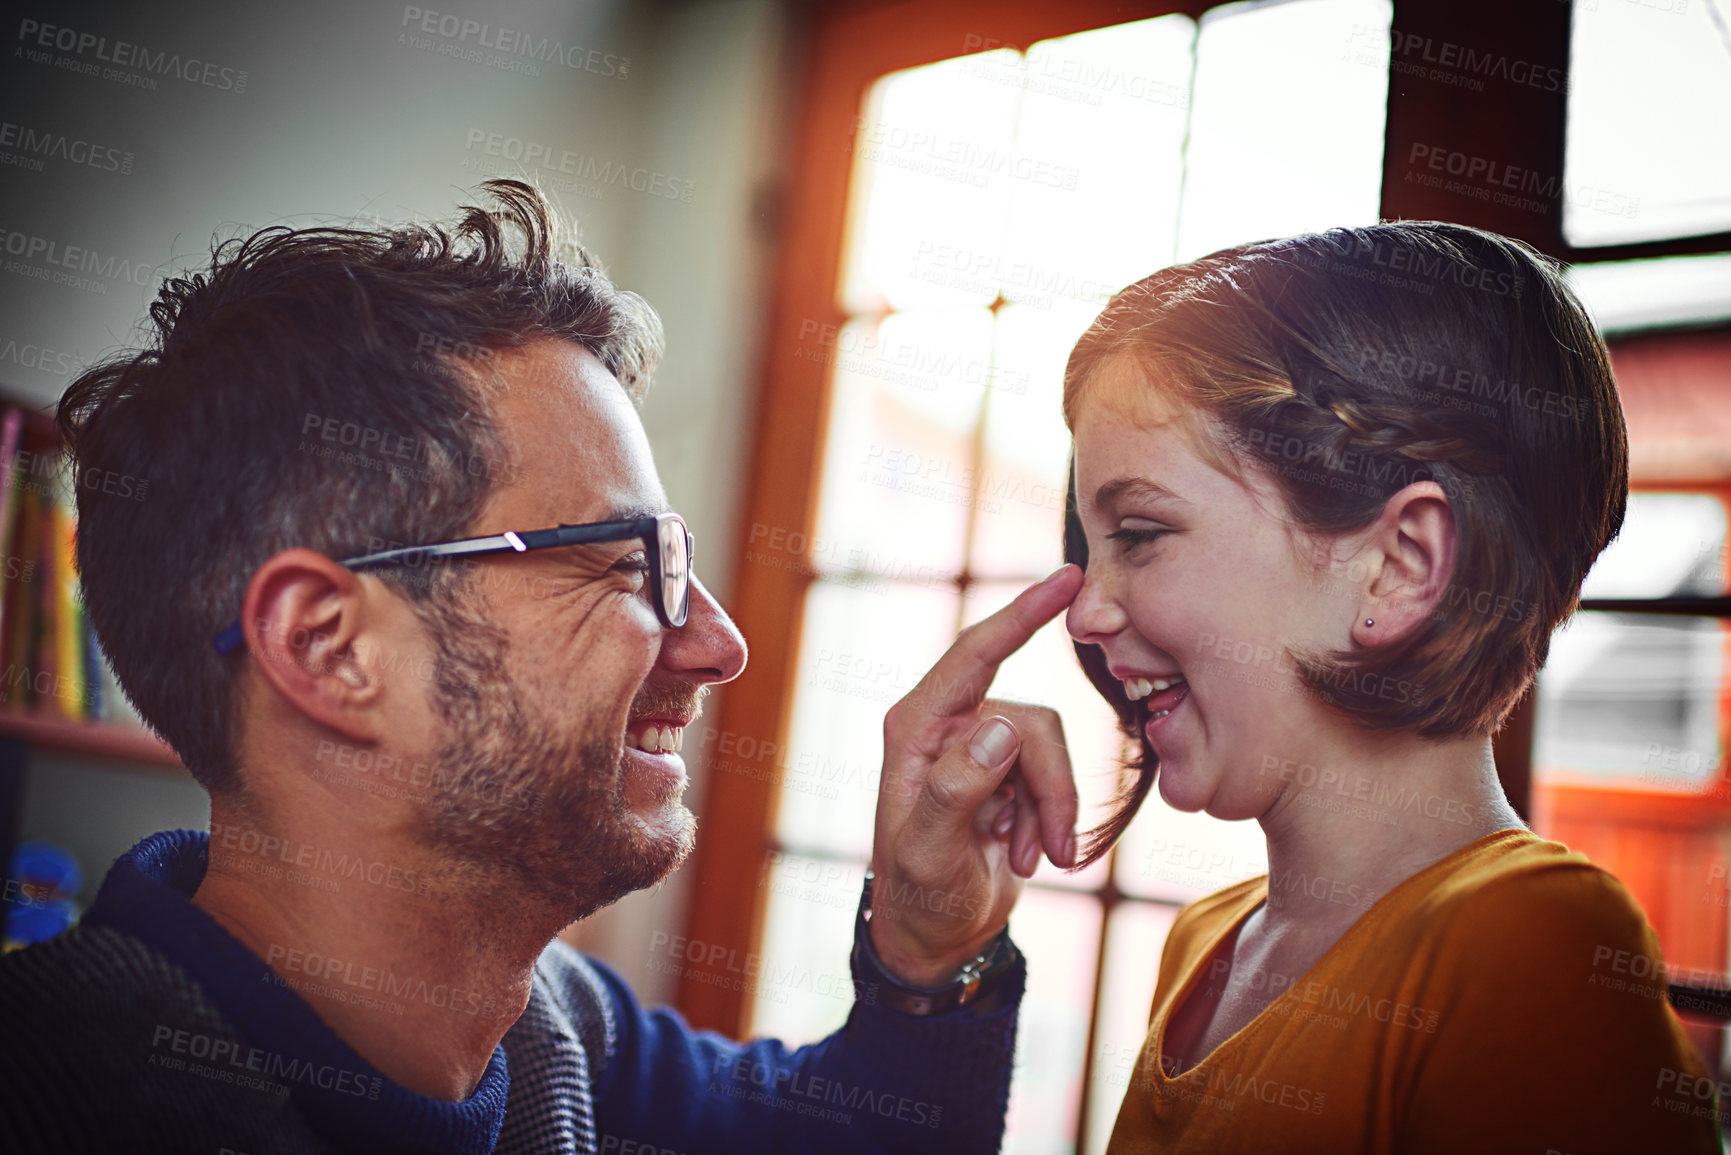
[{"x1": 1107, "y1": 829, "x2": 1722, "y2": 1154}]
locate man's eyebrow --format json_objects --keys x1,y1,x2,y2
[
  {"x1": 601, "y1": 504, "x2": 668, "y2": 522},
  {"x1": 1093, "y1": 476, "x2": 1188, "y2": 513}
]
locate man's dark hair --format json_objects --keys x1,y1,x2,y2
[{"x1": 58, "y1": 180, "x2": 663, "y2": 794}]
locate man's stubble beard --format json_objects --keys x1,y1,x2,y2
[{"x1": 410, "y1": 590, "x2": 695, "y2": 923}]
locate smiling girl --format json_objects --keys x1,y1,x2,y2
[{"x1": 1061, "y1": 222, "x2": 1720, "y2": 1153}]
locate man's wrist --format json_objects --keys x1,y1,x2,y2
[
  {"x1": 852, "y1": 874, "x2": 1020, "y2": 1016},
  {"x1": 868, "y1": 919, "x2": 979, "y2": 989}
]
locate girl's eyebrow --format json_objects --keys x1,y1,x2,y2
[{"x1": 1093, "y1": 476, "x2": 1189, "y2": 514}]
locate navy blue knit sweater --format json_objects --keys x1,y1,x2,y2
[{"x1": 0, "y1": 830, "x2": 1023, "y2": 1154}]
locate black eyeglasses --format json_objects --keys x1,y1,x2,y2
[{"x1": 212, "y1": 512, "x2": 693, "y2": 655}]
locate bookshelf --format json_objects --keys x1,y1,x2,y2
[
  {"x1": 0, "y1": 391, "x2": 186, "y2": 902},
  {"x1": 0, "y1": 712, "x2": 179, "y2": 770}
]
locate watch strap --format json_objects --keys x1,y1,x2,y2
[{"x1": 851, "y1": 872, "x2": 1021, "y2": 1017}]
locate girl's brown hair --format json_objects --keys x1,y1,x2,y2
[{"x1": 1062, "y1": 222, "x2": 1628, "y2": 867}]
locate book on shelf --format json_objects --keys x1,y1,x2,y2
[{"x1": 0, "y1": 403, "x2": 135, "y2": 728}]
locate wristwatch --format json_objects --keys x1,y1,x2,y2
[{"x1": 851, "y1": 872, "x2": 1021, "y2": 1016}]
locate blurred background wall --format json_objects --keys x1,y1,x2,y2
[{"x1": 0, "y1": 0, "x2": 794, "y2": 1002}]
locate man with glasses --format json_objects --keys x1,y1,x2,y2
[{"x1": 0, "y1": 181, "x2": 1083, "y2": 1154}]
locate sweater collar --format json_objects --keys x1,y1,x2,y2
[{"x1": 85, "y1": 828, "x2": 510, "y2": 1155}]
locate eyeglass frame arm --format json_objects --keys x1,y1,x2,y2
[{"x1": 211, "y1": 516, "x2": 688, "y2": 655}]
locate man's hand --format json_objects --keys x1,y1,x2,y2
[{"x1": 868, "y1": 564, "x2": 1084, "y2": 988}]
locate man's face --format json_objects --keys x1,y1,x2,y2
[{"x1": 409, "y1": 338, "x2": 746, "y2": 920}]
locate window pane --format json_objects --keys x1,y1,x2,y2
[
  {"x1": 970, "y1": 302, "x2": 1101, "y2": 579},
  {"x1": 777, "y1": 581, "x2": 962, "y2": 859},
  {"x1": 1115, "y1": 794, "x2": 1270, "y2": 902},
  {"x1": 749, "y1": 854, "x2": 869, "y2": 1045},
  {"x1": 1580, "y1": 492, "x2": 1727, "y2": 599},
  {"x1": 1565, "y1": 0, "x2": 1731, "y2": 246},
  {"x1": 812, "y1": 310, "x2": 996, "y2": 578},
  {"x1": 841, "y1": 53, "x2": 1025, "y2": 312},
  {"x1": 1176, "y1": 0, "x2": 1392, "y2": 261},
  {"x1": 1566, "y1": 254, "x2": 1731, "y2": 334},
  {"x1": 1534, "y1": 614, "x2": 1726, "y2": 793},
  {"x1": 1085, "y1": 902, "x2": 1179, "y2": 1155},
  {"x1": 1001, "y1": 15, "x2": 1197, "y2": 304},
  {"x1": 961, "y1": 581, "x2": 1130, "y2": 893},
  {"x1": 1003, "y1": 888, "x2": 1103, "y2": 1155}
]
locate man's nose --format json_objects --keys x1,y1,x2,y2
[
  {"x1": 1065, "y1": 566, "x2": 1128, "y2": 645},
  {"x1": 664, "y1": 576, "x2": 748, "y2": 685}
]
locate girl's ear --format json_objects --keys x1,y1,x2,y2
[{"x1": 1350, "y1": 481, "x2": 1456, "y2": 650}]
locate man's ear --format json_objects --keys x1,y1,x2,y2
[
  {"x1": 240, "y1": 549, "x2": 383, "y2": 742},
  {"x1": 1348, "y1": 481, "x2": 1457, "y2": 650}
]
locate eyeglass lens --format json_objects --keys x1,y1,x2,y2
[{"x1": 658, "y1": 518, "x2": 690, "y2": 627}]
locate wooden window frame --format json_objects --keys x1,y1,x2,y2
[
  {"x1": 682, "y1": 0, "x2": 1731, "y2": 1045},
  {"x1": 679, "y1": 0, "x2": 1214, "y2": 1037}
]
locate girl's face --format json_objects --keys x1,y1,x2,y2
[{"x1": 1066, "y1": 371, "x2": 1362, "y2": 821}]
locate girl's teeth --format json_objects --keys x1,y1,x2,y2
[
  {"x1": 1149, "y1": 708, "x2": 1171, "y2": 721},
  {"x1": 1124, "y1": 676, "x2": 1186, "y2": 701}
]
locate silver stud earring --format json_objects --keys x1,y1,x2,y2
[{"x1": 1364, "y1": 618, "x2": 1374, "y2": 627}]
